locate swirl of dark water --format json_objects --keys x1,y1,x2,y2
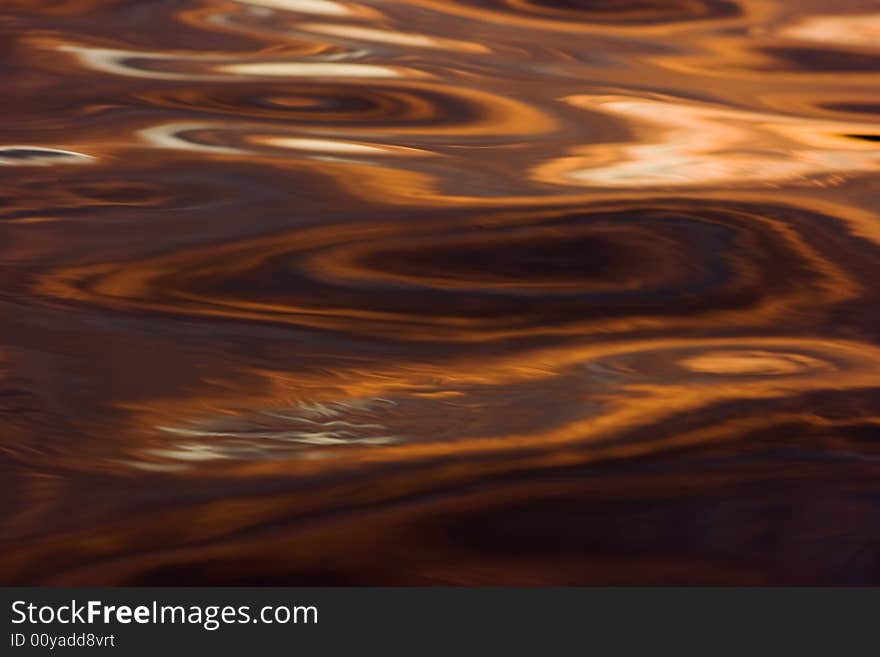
[
  {"x1": 137, "y1": 83, "x2": 507, "y2": 132},
  {"x1": 400, "y1": 0, "x2": 743, "y2": 30},
  {"x1": 465, "y1": 0, "x2": 741, "y2": 23},
  {"x1": 35, "y1": 200, "x2": 865, "y2": 341}
]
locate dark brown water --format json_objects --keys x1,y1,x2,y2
[{"x1": 1, "y1": 0, "x2": 879, "y2": 585}]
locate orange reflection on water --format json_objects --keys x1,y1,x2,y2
[
  {"x1": 1, "y1": 0, "x2": 879, "y2": 585},
  {"x1": 536, "y1": 95, "x2": 880, "y2": 187}
]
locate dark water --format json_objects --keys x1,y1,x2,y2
[{"x1": 1, "y1": 0, "x2": 879, "y2": 585}]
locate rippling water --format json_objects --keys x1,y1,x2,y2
[{"x1": 1, "y1": 0, "x2": 879, "y2": 585}]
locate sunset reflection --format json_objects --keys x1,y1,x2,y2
[{"x1": 0, "y1": 0, "x2": 879, "y2": 585}]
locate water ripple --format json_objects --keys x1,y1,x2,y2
[{"x1": 2, "y1": 0, "x2": 880, "y2": 585}]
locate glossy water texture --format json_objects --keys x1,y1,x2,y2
[{"x1": 1, "y1": 0, "x2": 879, "y2": 585}]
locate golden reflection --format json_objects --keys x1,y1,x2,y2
[
  {"x1": 678, "y1": 350, "x2": 829, "y2": 376},
  {"x1": 249, "y1": 136, "x2": 430, "y2": 156},
  {"x1": 218, "y1": 62, "x2": 418, "y2": 78},
  {"x1": 776, "y1": 13, "x2": 880, "y2": 50},
  {"x1": 235, "y1": 0, "x2": 356, "y2": 16},
  {"x1": 2, "y1": 0, "x2": 880, "y2": 585},
  {"x1": 536, "y1": 95, "x2": 880, "y2": 187},
  {"x1": 54, "y1": 335, "x2": 880, "y2": 479},
  {"x1": 53, "y1": 42, "x2": 386, "y2": 81}
]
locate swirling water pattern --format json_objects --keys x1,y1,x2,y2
[{"x1": 0, "y1": 0, "x2": 879, "y2": 584}]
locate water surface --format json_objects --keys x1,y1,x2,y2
[{"x1": 1, "y1": 0, "x2": 879, "y2": 584}]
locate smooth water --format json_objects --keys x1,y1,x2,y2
[{"x1": 1, "y1": 0, "x2": 879, "y2": 584}]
